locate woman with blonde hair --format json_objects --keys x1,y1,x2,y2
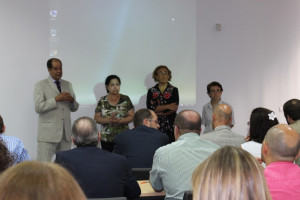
[
  {"x1": 0, "y1": 161, "x2": 86, "y2": 200},
  {"x1": 192, "y1": 146, "x2": 271, "y2": 200}
]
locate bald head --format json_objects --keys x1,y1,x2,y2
[
  {"x1": 174, "y1": 110, "x2": 202, "y2": 136},
  {"x1": 72, "y1": 117, "x2": 99, "y2": 147},
  {"x1": 263, "y1": 124, "x2": 300, "y2": 163},
  {"x1": 213, "y1": 104, "x2": 232, "y2": 127}
]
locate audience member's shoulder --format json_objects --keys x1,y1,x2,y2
[
  {"x1": 200, "y1": 131, "x2": 216, "y2": 138},
  {"x1": 1, "y1": 135, "x2": 22, "y2": 143}
]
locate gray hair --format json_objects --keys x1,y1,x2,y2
[{"x1": 72, "y1": 117, "x2": 99, "y2": 147}]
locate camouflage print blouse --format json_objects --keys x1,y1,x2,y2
[{"x1": 95, "y1": 94, "x2": 134, "y2": 142}]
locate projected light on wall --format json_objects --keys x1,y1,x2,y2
[{"x1": 49, "y1": 0, "x2": 196, "y2": 106}]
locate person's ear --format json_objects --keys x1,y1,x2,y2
[
  {"x1": 143, "y1": 119, "x2": 149, "y2": 127},
  {"x1": 295, "y1": 150, "x2": 300, "y2": 160},
  {"x1": 2, "y1": 125, "x2": 5, "y2": 133},
  {"x1": 287, "y1": 116, "x2": 294, "y2": 124},
  {"x1": 262, "y1": 141, "x2": 268, "y2": 155},
  {"x1": 98, "y1": 132, "x2": 101, "y2": 141},
  {"x1": 71, "y1": 137, "x2": 76, "y2": 145},
  {"x1": 174, "y1": 125, "x2": 180, "y2": 141}
]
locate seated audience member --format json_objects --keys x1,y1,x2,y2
[
  {"x1": 0, "y1": 115, "x2": 31, "y2": 164},
  {"x1": 150, "y1": 110, "x2": 220, "y2": 200},
  {"x1": 200, "y1": 104, "x2": 244, "y2": 147},
  {"x1": 113, "y1": 108, "x2": 169, "y2": 168},
  {"x1": 202, "y1": 81, "x2": 235, "y2": 133},
  {"x1": 192, "y1": 146, "x2": 271, "y2": 200},
  {"x1": 0, "y1": 139, "x2": 14, "y2": 172},
  {"x1": 283, "y1": 99, "x2": 300, "y2": 166},
  {"x1": 262, "y1": 124, "x2": 300, "y2": 200},
  {"x1": 241, "y1": 107, "x2": 279, "y2": 160},
  {"x1": 55, "y1": 116, "x2": 140, "y2": 199},
  {"x1": 0, "y1": 161, "x2": 86, "y2": 200}
]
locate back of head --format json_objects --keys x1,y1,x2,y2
[
  {"x1": 0, "y1": 138, "x2": 14, "y2": 172},
  {"x1": 174, "y1": 110, "x2": 201, "y2": 135},
  {"x1": 192, "y1": 146, "x2": 271, "y2": 200},
  {"x1": 0, "y1": 161, "x2": 86, "y2": 200},
  {"x1": 0, "y1": 115, "x2": 3, "y2": 133},
  {"x1": 283, "y1": 99, "x2": 300, "y2": 122},
  {"x1": 72, "y1": 117, "x2": 99, "y2": 147},
  {"x1": 249, "y1": 107, "x2": 279, "y2": 143},
  {"x1": 263, "y1": 124, "x2": 300, "y2": 162},
  {"x1": 133, "y1": 108, "x2": 152, "y2": 127},
  {"x1": 213, "y1": 104, "x2": 232, "y2": 125}
]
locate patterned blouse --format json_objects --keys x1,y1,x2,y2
[
  {"x1": 95, "y1": 94, "x2": 134, "y2": 142},
  {"x1": 146, "y1": 83, "x2": 179, "y2": 142}
]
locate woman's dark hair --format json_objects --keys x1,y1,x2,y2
[
  {"x1": 105, "y1": 75, "x2": 121, "y2": 93},
  {"x1": 249, "y1": 107, "x2": 279, "y2": 143}
]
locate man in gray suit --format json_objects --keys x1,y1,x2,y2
[
  {"x1": 283, "y1": 98, "x2": 300, "y2": 166},
  {"x1": 200, "y1": 104, "x2": 244, "y2": 147},
  {"x1": 34, "y1": 58, "x2": 79, "y2": 161}
]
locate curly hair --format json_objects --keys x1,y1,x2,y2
[{"x1": 0, "y1": 138, "x2": 14, "y2": 172}]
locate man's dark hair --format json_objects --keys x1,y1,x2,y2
[
  {"x1": 174, "y1": 110, "x2": 202, "y2": 134},
  {"x1": 72, "y1": 117, "x2": 99, "y2": 147},
  {"x1": 283, "y1": 99, "x2": 300, "y2": 122},
  {"x1": 0, "y1": 115, "x2": 3, "y2": 134},
  {"x1": 105, "y1": 75, "x2": 121, "y2": 93},
  {"x1": 207, "y1": 81, "x2": 223, "y2": 93},
  {"x1": 133, "y1": 109, "x2": 152, "y2": 127},
  {"x1": 47, "y1": 58, "x2": 62, "y2": 69}
]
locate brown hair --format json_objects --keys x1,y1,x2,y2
[
  {"x1": 0, "y1": 161, "x2": 86, "y2": 200},
  {"x1": 0, "y1": 138, "x2": 14, "y2": 172},
  {"x1": 192, "y1": 146, "x2": 271, "y2": 200},
  {"x1": 152, "y1": 65, "x2": 172, "y2": 82}
]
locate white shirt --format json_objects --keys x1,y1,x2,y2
[{"x1": 201, "y1": 99, "x2": 235, "y2": 133}]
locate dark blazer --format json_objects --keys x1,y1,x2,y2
[
  {"x1": 113, "y1": 126, "x2": 169, "y2": 168},
  {"x1": 55, "y1": 146, "x2": 140, "y2": 199}
]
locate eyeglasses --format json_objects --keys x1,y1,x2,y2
[
  {"x1": 157, "y1": 72, "x2": 169, "y2": 76},
  {"x1": 210, "y1": 89, "x2": 221, "y2": 93}
]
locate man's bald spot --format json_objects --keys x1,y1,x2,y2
[
  {"x1": 265, "y1": 124, "x2": 300, "y2": 159},
  {"x1": 175, "y1": 110, "x2": 202, "y2": 132},
  {"x1": 75, "y1": 118, "x2": 93, "y2": 137},
  {"x1": 180, "y1": 110, "x2": 200, "y2": 123},
  {"x1": 214, "y1": 104, "x2": 232, "y2": 123}
]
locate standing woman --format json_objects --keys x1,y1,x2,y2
[
  {"x1": 94, "y1": 75, "x2": 134, "y2": 152},
  {"x1": 147, "y1": 65, "x2": 179, "y2": 143}
]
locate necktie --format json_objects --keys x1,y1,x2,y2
[{"x1": 55, "y1": 81, "x2": 61, "y2": 93}]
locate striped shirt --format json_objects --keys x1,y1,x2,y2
[
  {"x1": 150, "y1": 133, "x2": 220, "y2": 200},
  {"x1": 0, "y1": 135, "x2": 31, "y2": 164}
]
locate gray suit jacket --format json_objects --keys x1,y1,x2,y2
[
  {"x1": 200, "y1": 125, "x2": 245, "y2": 147},
  {"x1": 34, "y1": 76, "x2": 79, "y2": 142}
]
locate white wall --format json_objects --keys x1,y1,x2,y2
[{"x1": 1, "y1": 0, "x2": 300, "y2": 159}]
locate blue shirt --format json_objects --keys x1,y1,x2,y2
[
  {"x1": 0, "y1": 135, "x2": 31, "y2": 164},
  {"x1": 150, "y1": 133, "x2": 220, "y2": 200}
]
